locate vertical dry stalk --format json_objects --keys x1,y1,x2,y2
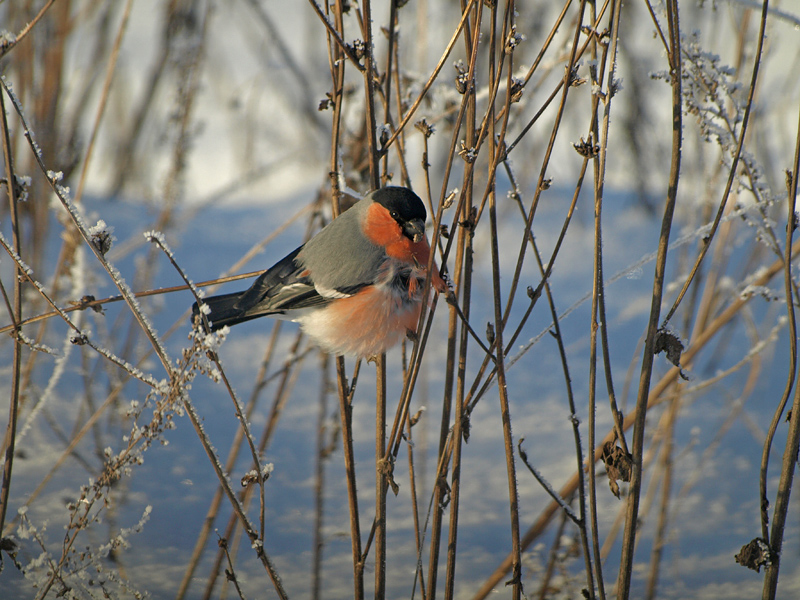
[
  {"x1": 616, "y1": 0, "x2": 682, "y2": 595},
  {"x1": 0, "y1": 87, "x2": 23, "y2": 538},
  {"x1": 760, "y1": 78, "x2": 800, "y2": 600}
]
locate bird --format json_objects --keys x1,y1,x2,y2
[{"x1": 192, "y1": 186, "x2": 446, "y2": 357}]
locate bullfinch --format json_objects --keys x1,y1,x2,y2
[{"x1": 192, "y1": 186, "x2": 446, "y2": 357}]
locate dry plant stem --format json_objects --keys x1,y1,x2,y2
[
  {"x1": 498, "y1": 0, "x2": 588, "y2": 337},
  {"x1": 73, "y1": 0, "x2": 134, "y2": 207},
  {"x1": 336, "y1": 356, "x2": 365, "y2": 600},
  {"x1": 380, "y1": 0, "x2": 477, "y2": 153},
  {"x1": 529, "y1": 231, "x2": 595, "y2": 596},
  {"x1": 201, "y1": 334, "x2": 307, "y2": 600},
  {"x1": 404, "y1": 412, "x2": 427, "y2": 600},
  {"x1": 537, "y1": 510, "x2": 570, "y2": 600},
  {"x1": 147, "y1": 243, "x2": 287, "y2": 598},
  {"x1": 587, "y1": 0, "x2": 623, "y2": 597},
  {"x1": 375, "y1": 351, "x2": 388, "y2": 600},
  {"x1": 313, "y1": 354, "x2": 331, "y2": 600},
  {"x1": 489, "y1": 191, "x2": 522, "y2": 597},
  {"x1": 0, "y1": 270, "x2": 260, "y2": 335},
  {"x1": 471, "y1": 226, "x2": 800, "y2": 600},
  {"x1": 183, "y1": 398, "x2": 289, "y2": 600},
  {"x1": 307, "y1": 0, "x2": 366, "y2": 72},
  {"x1": 645, "y1": 383, "x2": 680, "y2": 600},
  {"x1": 616, "y1": 0, "x2": 682, "y2": 596},
  {"x1": 505, "y1": 0, "x2": 610, "y2": 157},
  {"x1": 421, "y1": 6, "x2": 485, "y2": 597},
  {"x1": 442, "y1": 28, "x2": 481, "y2": 598},
  {"x1": 464, "y1": 121, "x2": 590, "y2": 428},
  {"x1": 761, "y1": 93, "x2": 800, "y2": 600},
  {"x1": 0, "y1": 87, "x2": 23, "y2": 538},
  {"x1": 219, "y1": 537, "x2": 247, "y2": 600},
  {"x1": 485, "y1": 3, "x2": 522, "y2": 598},
  {"x1": 356, "y1": 0, "x2": 389, "y2": 593},
  {"x1": 661, "y1": 0, "x2": 769, "y2": 327},
  {"x1": 590, "y1": 0, "x2": 627, "y2": 456},
  {"x1": 759, "y1": 91, "x2": 798, "y2": 555}
]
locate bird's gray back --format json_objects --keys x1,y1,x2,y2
[{"x1": 297, "y1": 198, "x2": 386, "y2": 292}]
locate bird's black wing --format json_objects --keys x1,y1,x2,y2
[{"x1": 194, "y1": 246, "x2": 329, "y2": 331}]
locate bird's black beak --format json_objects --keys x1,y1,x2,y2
[{"x1": 403, "y1": 218, "x2": 426, "y2": 243}]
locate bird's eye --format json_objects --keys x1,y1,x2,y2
[{"x1": 390, "y1": 210, "x2": 399, "y2": 220}]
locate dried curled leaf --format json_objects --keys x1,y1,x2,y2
[
  {"x1": 654, "y1": 327, "x2": 689, "y2": 380},
  {"x1": 69, "y1": 294, "x2": 105, "y2": 314},
  {"x1": 602, "y1": 441, "x2": 632, "y2": 499},
  {"x1": 735, "y1": 538, "x2": 773, "y2": 572}
]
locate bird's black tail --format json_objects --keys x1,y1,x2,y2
[{"x1": 192, "y1": 292, "x2": 267, "y2": 331}]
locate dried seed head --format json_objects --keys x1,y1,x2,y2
[
  {"x1": 454, "y1": 60, "x2": 470, "y2": 94},
  {"x1": 415, "y1": 119, "x2": 434, "y2": 138},
  {"x1": 573, "y1": 136, "x2": 600, "y2": 158}
]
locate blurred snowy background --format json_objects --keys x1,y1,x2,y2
[{"x1": 1, "y1": 1, "x2": 800, "y2": 599}]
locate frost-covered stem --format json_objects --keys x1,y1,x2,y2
[
  {"x1": 761, "y1": 85, "x2": 800, "y2": 600},
  {"x1": 0, "y1": 0, "x2": 58, "y2": 59},
  {"x1": 179, "y1": 330, "x2": 281, "y2": 600},
  {"x1": 0, "y1": 76, "x2": 175, "y2": 376},
  {"x1": 0, "y1": 270, "x2": 262, "y2": 336},
  {"x1": 218, "y1": 537, "x2": 247, "y2": 600},
  {"x1": 617, "y1": 0, "x2": 682, "y2": 596},
  {"x1": 149, "y1": 234, "x2": 269, "y2": 542},
  {"x1": 660, "y1": 0, "x2": 770, "y2": 327},
  {"x1": 181, "y1": 397, "x2": 288, "y2": 599},
  {"x1": 518, "y1": 441, "x2": 580, "y2": 525},
  {"x1": 199, "y1": 335, "x2": 307, "y2": 600},
  {"x1": 0, "y1": 86, "x2": 23, "y2": 538},
  {"x1": 0, "y1": 233, "x2": 159, "y2": 388}
]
